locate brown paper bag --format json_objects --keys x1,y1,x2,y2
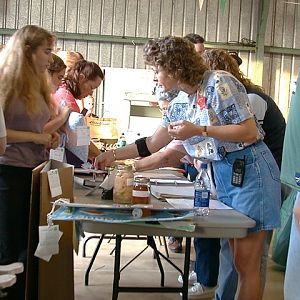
[{"x1": 26, "y1": 160, "x2": 74, "y2": 300}]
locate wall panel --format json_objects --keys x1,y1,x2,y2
[{"x1": 1, "y1": 0, "x2": 300, "y2": 118}]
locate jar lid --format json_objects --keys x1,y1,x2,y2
[
  {"x1": 134, "y1": 176, "x2": 150, "y2": 184},
  {"x1": 116, "y1": 164, "x2": 132, "y2": 171}
]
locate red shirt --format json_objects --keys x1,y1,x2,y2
[{"x1": 54, "y1": 83, "x2": 80, "y2": 113}]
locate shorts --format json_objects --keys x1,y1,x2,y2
[{"x1": 212, "y1": 141, "x2": 281, "y2": 232}]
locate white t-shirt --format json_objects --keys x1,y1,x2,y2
[{"x1": 0, "y1": 106, "x2": 6, "y2": 138}]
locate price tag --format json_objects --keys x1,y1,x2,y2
[
  {"x1": 49, "y1": 147, "x2": 65, "y2": 162},
  {"x1": 76, "y1": 126, "x2": 90, "y2": 146},
  {"x1": 47, "y1": 169, "x2": 62, "y2": 198}
]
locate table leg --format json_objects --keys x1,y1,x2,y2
[
  {"x1": 85, "y1": 234, "x2": 105, "y2": 286},
  {"x1": 112, "y1": 235, "x2": 122, "y2": 300},
  {"x1": 182, "y1": 237, "x2": 191, "y2": 300},
  {"x1": 147, "y1": 236, "x2": 165, "y2": 286}
]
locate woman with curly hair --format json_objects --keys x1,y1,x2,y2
[
  {"x1": 202, "y1": 48, "x2": 286, "y2": 300},
  {"x1": 95, "y1": 36, "x2": 281, "y2": 300},
  {"x1": 0, "y1": 25, "x2": 59, "y2": 299}
]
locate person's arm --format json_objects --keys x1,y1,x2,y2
[
  {"x1": 168, "y1": 118, "x2": 258, "y2": 144},
  {"x1": 43, "y1": 106, "x2": 71, "y2": 134},
  {"x1": 95, "y1": 125, "x2": 172, "y2": 170},
  {"x1": 134, "y1": 148, "x2": 186, "y2": 172},
  {"x1": 7, "y1": 129, "x2": 53, "y2": 147},
  {"x1": 0, "y1": 136, "x2": 6, "y2": 155}
]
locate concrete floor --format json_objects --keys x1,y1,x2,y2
[{"x1": 74, "y1": 235, "x2": 285, "y2": 300}]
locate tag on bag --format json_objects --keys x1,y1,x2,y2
[
  {"x1": 49, "y1": 147, "x2": 65, "y2": 162},
  {"x1": 47, "y1": 169, "x2": 62, "y2": 198},
  {"x1": 34, "y1": 225, "x2": 63, "y2": 262}
]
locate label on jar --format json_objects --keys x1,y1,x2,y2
[
  {"x1": 127, "y1": 178, "x2": 134, "y2": 186},
  {"x1": 132, "y1": 190, "x2": 150, "y2": 197}
]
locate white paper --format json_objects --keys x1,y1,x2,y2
[
  {"x1": 34, "y1": 225, "x2": 63, "y2": 261},
  {"x1": 47, "y1": 169, "x2": 62, "y2": 198},
  {"x1": 151, "y1": 185, "x2": 194, "y2": 199},
  {"x1": 100, "y1": 168, "x2": 117, "y2": 190},
  {"x1": 49, "y1": 147, "x2": 65, "y2": 162},
  {"x1": 76, "y1": 126, "x2": 90, "y2": 146},
  {"x1": 165, "y1": 198, "x2": 233, "y2": 210},
  {"x1": 135, "y1": 171, "x2": 182, "y2": 179},
  {"x1": 150, "y1": 179, "x2": 193, "y2": 185}
]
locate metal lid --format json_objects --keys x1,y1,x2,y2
[
  {"x1": 116, "y1": 164, "x2": 132, "y2": 171},
  {"x1": 134, "y1": 176, "x2": 150, "y2": 184}
]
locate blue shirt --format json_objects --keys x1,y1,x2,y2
[{"x1": 162, "y1": 70, "x2": 264, "y2": 161}]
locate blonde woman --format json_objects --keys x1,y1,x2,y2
[{"x1": 0, "y1": 25, "x2": 58, "y2": 299}]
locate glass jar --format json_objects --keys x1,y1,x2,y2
[
  {"x1": 132, "y1": 176, "x2": 151, "y2": 217},
  {"x1": 132, "y1": 176, "x2": 150, "y2": 205},
  {"x1": 113, "y1": 164, "x2": 134, "y2": 204}
]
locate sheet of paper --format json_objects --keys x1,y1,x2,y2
[
  {"x1": 135, "y1": 171, "x2": 182, "y2": 179},
  {"x1": 165, "y1": 198, "x2": 233, "y2": 210},
  {"x1": 150, "y1": 179, "x2": 193, "y2": 185},
  {"x1": 151, "y1": 185, "x2": 194, "y2": 199}
]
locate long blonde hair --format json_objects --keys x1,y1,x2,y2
[{"x1": 0, "y1": 25, "x2": 55, "y2": 115}]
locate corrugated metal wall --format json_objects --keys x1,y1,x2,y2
[{"x1": 1, "y1": 0, "x2": 300, "y2": 117}]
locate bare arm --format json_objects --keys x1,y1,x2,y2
[
  {"x1": 168, "y1": 118, "x2": 258, "y2": 144},
  {"x1": 95, "y1": 125, "x2": 172, "y2": 170},
  {"x1": 7, "y1": 129, "x2": 53, "y2": 147},
  {"x1": 134, "y1": 148, "x2": 186, "y2": 172},
  {"x1": 43, "y1": 106, "x2": 71, "y2": 134},
  {"x1": 0, "y1": 136, "x2": 6, "y2": 155}
]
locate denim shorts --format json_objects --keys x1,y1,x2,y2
[{"x1": 212, "y1": 141, "x2": 281, "y2": 232}]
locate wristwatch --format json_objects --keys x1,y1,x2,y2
[{"x1": 202, "y1": 125, "x2": 208, "y2": 137}]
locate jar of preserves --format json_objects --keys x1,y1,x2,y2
[
  {"x1": 132, "y1": 176, "x2": 151, "y2": 217},
  {"x1": 113, "y1": 164, "x2": 134, "y2": 204},
  {"x1": 132, "y1": 176, "x2": 150, "y2": 204}
]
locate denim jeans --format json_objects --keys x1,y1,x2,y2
[
  {"x1": 214, "y1": 231, "x2": 272, "y2": 300},
  {"x1": 194, "y1": 238, "x2": 220, "y2": 287}
]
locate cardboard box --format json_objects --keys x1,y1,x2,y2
[{"x1": 27, "y1": 160, "x2": 74, "y2": 300}]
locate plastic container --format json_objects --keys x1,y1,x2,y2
[{"x1": 194, "y1": 163, "x2": 211, "y2": 216}]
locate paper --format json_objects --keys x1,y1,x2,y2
[
  {"x1": 47, "y1": 169, "x2": 62, "y2": 198},
  {"x1": 49, "y1": 147, "x2": 65, "y2": 162},
  {"x1": 34, "y1": 225, "x2": 63, "y2": 262},
  {"x1": 135, "y1": 171, "x2": 182, "y2": 179},
  {"x1": 151, "y1": 184, "x2": 194, "y2": 199},
  {"x1": 150, "y1": 179, "x2": 194, "y2": 185},
  {"x1": 165, "y1": 198, "x2": 233, "y2": 210}
]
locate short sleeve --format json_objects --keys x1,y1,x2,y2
[{"x1": 208, "y1": 74, "x2": 253, "y2": 125}]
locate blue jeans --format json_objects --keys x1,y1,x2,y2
[
  {"x1": 194, "y1": 238, "x2": 220, "y2": 287},
  {"x1": 215, "y1": 231, "x2": 272, "y2": 300}
]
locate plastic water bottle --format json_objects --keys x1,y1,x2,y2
[{"x1": 194, "y1": 163, "x2": 211, "y2": 216}]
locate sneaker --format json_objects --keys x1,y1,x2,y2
[
  {"x1": 168, "y1": 237, "x2": 182, "y2": 253},
  {"x1": 0, "y1": 274, "x2": 16, "y2": 289},
  {"x1": 0, "y1": 262, "x2": 24, "y2": 275},
  {"x1": 178, "y1": 270, "x2": 197, "y2": 285},
  {"x1": 187, "y1": 282, "x2": 216, "y2": 299}
]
